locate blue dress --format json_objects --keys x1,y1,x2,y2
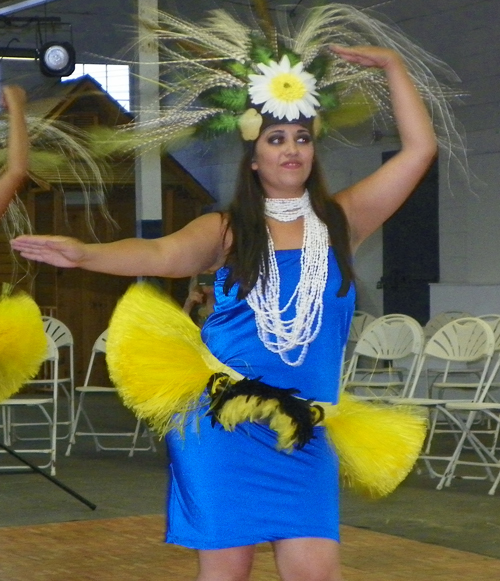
[{"x1": 165, "y1": 248, "x2": 355, "y2": 550}]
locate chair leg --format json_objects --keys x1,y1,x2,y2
[
  {"x1": 65, "y1": 394, "x2": 83, "y2": 456},
  {"x1": 439, "y1": 411, "x2": 498, "y2": 489},
  {"x1": 129, "y1": 420, "x2": 156, "y2": 457},
  {"x1": 488, "y1": 468, "x2": 500, "y2": 495}
]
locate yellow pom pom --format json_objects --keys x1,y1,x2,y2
[
  {"x1": 106, "y1": 283, "x2": 427, "y2": 497},
  {"x1": 324, "y1": 393, "x2": 427, "y2": 498},
  {"x1": 0, "y1": 292, "x2": 47, "y2": 403},
  {"x1": 106, "y1": 283, "x2": 239, "y2": 435}
]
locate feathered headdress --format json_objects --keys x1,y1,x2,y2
[{"x1": 89, "y1": 1, "x2": 468, "y2": 184}]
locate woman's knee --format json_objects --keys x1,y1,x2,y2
[
  {"x1": 273, "y1": 538, "x2": 342, "y2": 581},
  {"x1": 197, "y1": 545, "x2": 255, "y2": 581}
]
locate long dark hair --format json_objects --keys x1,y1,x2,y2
[{"x1": 223, "y1": 148, "x2": 354, "y2": 299}]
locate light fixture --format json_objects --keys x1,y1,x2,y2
[
  {"x1": 38, "y1": 41, "x2": 76, "y2": 77},
  {"x1": 0, "y1": 46, "x2": 38, "y2": 60}
]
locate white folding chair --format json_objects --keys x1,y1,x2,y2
[
  {"x1": 435, "y1": 316, "x2": 500, "y2": 494},
  {"x1": 423, "y1": 310, "x2": 475, "y2": 390},
  {"x1": 423, "y1": 310, "x2": 473, "y2": 340},
  {"x1": 343, "y1": 310, "x2": 376, "y2": 374},
  {"x1": 66, "y1": 330, "x2": 156, "y2": 457},
  {"x1": 394, "y1": 317, "x2": 495, "y2": 488},
  {"x1": 343, "y1": 314, "x2": 425, "y2": 399},
  {"x1": 440, "y1": 399, "x2": 500, "y2": 495},
  {"x1": 475, "y1": 314, "x2": 500, "y2": 403},
  {"x1": 9, "y1": 317, "x2": 75, "y2": 442},
  {"x1": 0, "y1": 335, "x2": 59, "y2": 475},
  {"x1": 42, "y1": 317, "x2": 75, "y2": 428}
]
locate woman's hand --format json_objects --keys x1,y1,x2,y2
[
  {"x1": 330, "y1": 45, "x2": 403, "y2": 70},
  {"x1": 11, "y1": 235, "x2": 88, "y2": 268}
]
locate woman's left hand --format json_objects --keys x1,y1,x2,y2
[{"x1": 330, "y1": 45, "x2": 403, "y2": 70}]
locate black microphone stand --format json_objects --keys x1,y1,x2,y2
[{"x1": 0, "y1": 442, "x2": 96, "y2": 510}]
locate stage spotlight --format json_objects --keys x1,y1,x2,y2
[{"x1": 38, "y1": 41, "x2": 76, "y2": 77}]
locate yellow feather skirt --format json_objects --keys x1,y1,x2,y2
[
  {"x1": 0, "y1": 292, "x2": 47, "y2": 403},
  {"x1": 107, "y1": 283, "x2": 427, "y2": 498}
]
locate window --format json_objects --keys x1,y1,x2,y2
[{"x1": 64, "y1": 63, "x2": 130, "y2": 111}]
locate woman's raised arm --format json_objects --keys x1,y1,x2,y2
[
  {"x1": 0, "y1": 86, "x2": 28, "y2": 216},
  {"x1": 333, "y1": 46, "x2": 438, "y2": 251}
]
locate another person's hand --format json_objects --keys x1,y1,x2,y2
[
  {"x1": 2, "y1": 85, "x2": 27, "y2": 112},
  {"x1": 11, "y1": 235, "x2": 88, "y2": 268},
  {"x1": 183, "y1": 288, "x2": 205, "y2": 313}
]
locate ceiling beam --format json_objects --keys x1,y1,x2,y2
[{"x1": 0, "y1": 0, "x2": 61, "y2": 16}]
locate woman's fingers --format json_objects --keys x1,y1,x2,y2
[{"x1": 330, "y1": 45, "x2": 398, "y2": 69}]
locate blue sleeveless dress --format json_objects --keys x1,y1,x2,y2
[{"x1": 165, "y1": 248, "x2": 355, "y2": 550}]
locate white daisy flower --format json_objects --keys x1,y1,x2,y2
[{"x1": 248, "y1": 54, "x2": 320, "y2": 121}]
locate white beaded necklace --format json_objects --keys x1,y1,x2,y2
[{"x1": 247, "y1": 191, "x2": 329, "y2": 367}]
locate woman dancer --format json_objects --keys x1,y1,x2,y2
[
  {"x1": 0, "y1": 85, "x2": 28, "y2": 217},
  {"x1": 12, "y1": 43, "x2": 435, "y2": 580}
]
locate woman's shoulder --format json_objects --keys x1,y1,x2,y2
[{"x1": 185, "y1": 211, "x2": 230, "y2": 239}]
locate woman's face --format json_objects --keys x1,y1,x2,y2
[{"x1": 251, "y1": 123, "x2": 314, "y2": 198}]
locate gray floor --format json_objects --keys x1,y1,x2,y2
[{"x1": 2, "y1": 395, "x2": 500, "y2": 560}]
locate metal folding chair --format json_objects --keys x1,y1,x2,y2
[
  {"x1": 66, "y1": 330, "x2": 156, "y2": 457},
  {"x1": 1, "y1": 335, "x2": 60, "y2": 475}
]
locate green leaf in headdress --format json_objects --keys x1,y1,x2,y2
[
  {"x1": 249, "y1": 33, "x2": 275, "y2": 65},
  {"x1": 196, "y1": 112, "x2": 240, "y2": 139},
  {"x1": 319, "y1": 89, "x2": 379, "y2": 135},
  {"x1": 308, "y1": 54, "x2": 331, "y2": 82},
  {"x1": 317, "y1": 89, "x2": 339, "y2": 111},
  {"x1": 226, "y1": 60, "x2": 252, "y2": 80},
  {"x1": 27, "y1": 150, "x2": 69, "y2": 172},
  {"x1": 87, "y1": 126, "x2": 138, "y2": 157},
  {"x1": 281, "y1": 48, "x2": 301, "y2": 67},
  {"x1": 203, "y1": 87, "x2": 249, "y2": 113}
]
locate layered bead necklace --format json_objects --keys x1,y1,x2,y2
[{"x1": 247, "y1": 190, "x2": 329, "y2": 367}]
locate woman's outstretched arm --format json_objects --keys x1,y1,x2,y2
[
  {"x1": 0, "y1": 86, "x2": 28, "y2": 216},
  {"x1": 11, "y1": 212, "x2": 229, "y2": 279},
  {"x1": 333, "y1": 46, "x2": 438, "y2": 251}
]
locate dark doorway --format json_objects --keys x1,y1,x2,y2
[{"x1": 381, "y1": 152, "x2": 439, "y2": 325}]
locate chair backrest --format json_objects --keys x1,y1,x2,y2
[
  {"x1": 423, "y1": 310, "x2": 472, "y2": 339},
  {"x1": 424, "y1": 317, "x2": 495, "y2": 362},
  {"x1": 44, "y1": 334, "x2": 59, "y2": 364},
  {"x1": 42, "y1": 316, "x2": 74, "y2": 349},
  {"x1": 406, "y1": 317, "x2": 495, "y2": 399},
  {"x1": 348, "y1": 311, "x2": 376, "y2": 343},
  {"x1": 352, "y1": 314, "x2": 425, "y2": 361},
  {"x1": 42, "y1": 316, "x2": 74, "y2": 385},
  {"x1": 93, "y1": 329, "x2": 108, "y2": 355},
  {"x1": 477, "y1": 314, "x2": 500, "y2": 352},
  {"x1": 82, "y1": 330, "x2": 108, "y2": 387},
  {"x1": 344, "y1": 314, "x2": 425, "y2": 396}
]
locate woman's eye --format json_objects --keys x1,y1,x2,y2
[
  {"x1": 267, "y1": 135, "x2": 284, "y2": 144},
  {"x1": 297, "y1": 135, "x2": 312, "y2": 144}
]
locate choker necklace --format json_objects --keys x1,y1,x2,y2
[
  {"x1": 265, "y1": 191, "x2": 311, "y2": 222},
  {"x1": 247, "y1": 190, "x2": 329, "y2": 367}
]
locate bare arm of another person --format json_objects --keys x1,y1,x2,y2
[
  {"x1": 0, "y1": 86, "x2": 28, "y2": 216},
  {"x1": 183, "y1": 288, "x2": 204, "y2": 314},
  {"x1": 333, "y1": 46, "x2": 438, "y2": 251},
  {"x1": 11, "y1": 212, "x2": 229, "y2": 278}
]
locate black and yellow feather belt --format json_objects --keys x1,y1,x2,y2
[{"x1": 106, "y1": 283, "x2": 427, "y2": 498}]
